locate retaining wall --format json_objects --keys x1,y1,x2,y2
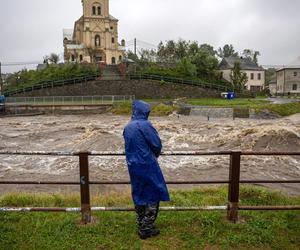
[{"x1": 12, "y1": 80, "x2": 220, "y2": 99}]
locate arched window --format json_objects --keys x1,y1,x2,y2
[
  {"x1": 97, "y1": 6, "x2": 101, "y2": 15},
  {"x1": 119, "y1": 56, "x2": 122, "y2": 62},
  {"x1": 71, "y1": 55, "x2": 75, "y2": 62},
  {"x1": 79, "y1": 55, "x2": 83, "y2": 62},
  {"x1": 121, "y1": 39, "x2": 125, "y2": 46},
  {"x1": 95, "y1": 35, "x2": 100, "y2": 47},
  {"x1": 112, "y1": 37, "x2": 115, "y2": 44},
  {"x1": 92, "y1": 6, "x2": 96, "y2": 15},
  {"x1": 112, "y1": 57, "x2": 116, "y2": 65}
]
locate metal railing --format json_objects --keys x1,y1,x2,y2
[
  {"x1": 0, "y1": 151, "x2": 299, "y2": 224},
  {"x1": 5, "y1": 95, "x2": 135, "y2": 105},
  {"x1": 3, "y1": 73, "x2": 232, "y2": 97},
  {"x1": 128, "y1": 73, "x2": 231, "y2": 92},
  {"x1": 3, "y1": 73, "x2": 101, "y2": 97}
]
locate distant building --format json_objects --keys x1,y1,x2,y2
[
  {"x1": 268, "y1": 76, "x2": 277, "y2": 96},
  {"x1": 219, "y1": 56, "x2": 265, "y2": 92},
  {"x1": 63, "y1": 0, "x2": 125, "y2": 65},
  {"x1": 276, "y1": 57, "x2": 300, "y2": 95}
]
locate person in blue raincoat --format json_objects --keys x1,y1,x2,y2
[{"x1": 123, "y1": 100, "x2": 170, "y2": 239}]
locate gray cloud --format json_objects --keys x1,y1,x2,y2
[{"x1": 1, "y1": 0, "x2": 300, "y2": 72}]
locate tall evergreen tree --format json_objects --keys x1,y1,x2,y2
[{"x1": 230, "y1": 62, "x2": 248, "y2": 92}]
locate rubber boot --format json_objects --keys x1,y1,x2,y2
[{"x1": 138, "y1": 203, "x2": 160, "y2": 239}]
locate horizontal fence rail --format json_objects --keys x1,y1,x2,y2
[
  {"x1": 5, "y1": 95, "x2": 135, "y2": 105},
  {"x1": 128, "y1": 73, "x2": 231, "y2": 92},
  {"x1": 0, "y1": 151, "x2": 299, "y2": 224},
  {"x1": 3, "y1": 73, "x2": 102, "y2": 97}
]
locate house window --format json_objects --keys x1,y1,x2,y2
[
  {"x1": 95, "y1": 35, "x2": 100, "y2": 47},
  {"x1": 92, "y1": 6, "x2": 96, "y2": 15},
  {"x1": 293, "y1": 84, "x2": 297, "y2": 91},
  {"x1": 79, "y1": 55, "x2": 83, "y2": 62},
  {"x1": 294, "y1": 72, "x2": 298, "y2": 77},
  {"x1": 71, "y1": 55, "x2": 75, "y2": 62},
  {"x1": 110, "y1": 26, "x2": 113, "y2": 30},
  {"x1": 119, "y1": 55, "x2": 122, "y2": 62},
  {"x1": 112, "y1": 57, "x2": 116, "y2": 64},
  {"x1": 258, "y1": 73, "x2": 261, "y2": 80},
  {"x1": 112, "y1": 37, "x2": 115, "y2": 44},
  {"x1": 251, "y1": 73, "x2": 254, "y2": 80},
  {"x1": 97, "y1": 6, "x2": 101, "y2": 15}
]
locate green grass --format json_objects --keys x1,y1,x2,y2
[
  {"x1": 1, "y1": 186, "x2": 299, "y2": 250},
  {"x1": 186, "y1": 98, "x2": 271, "y2": 107},
  {"x1": 254, "y1": 101, "x2": 300, "y2": 117},
  {"x1": 186, "y1": 98, "x2": 300, "y2": 117},
  {"x1": 112, "y1": 102, "x2": 178, "y2": 116}
]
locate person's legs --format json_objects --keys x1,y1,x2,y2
[
  {"x1": 137, "y1": 203, "x2": 160, "y2": 239},
  {"x1": 153, "y1": 203, "x2": 160, "y2": 221},
  {"x1": 135, "y1": 205, "x2": 145, "y2": 229}
]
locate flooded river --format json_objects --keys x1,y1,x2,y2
[{"x1": 0, "y1": 114, "x2": 299, "y2": 195}]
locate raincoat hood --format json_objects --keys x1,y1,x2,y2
[{"x1": 132, "y1": 100, "x2": 151, "y2": 120}]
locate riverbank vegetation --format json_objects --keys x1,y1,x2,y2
[{"x1": 112, "y1": 99, "x2": 300, "y2": 117}]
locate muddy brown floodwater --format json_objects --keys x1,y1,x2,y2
[{"x1": 0, "y1": 114, "x2": 299, "y2": 195}]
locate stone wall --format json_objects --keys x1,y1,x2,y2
[
  {"x1": 190, "y1": 107, "x2": 234, "y2": 118},
  {"x1": 13, "y1": 80, "x2": 220, "y2": 99}
]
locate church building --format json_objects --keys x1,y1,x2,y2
[{"x1": 63, "y1": 0, "x2": 125, "y2": 64}]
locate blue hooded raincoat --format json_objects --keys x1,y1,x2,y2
[{"x1": 123, "y1": 100, "x2": 170, "y2": 205}]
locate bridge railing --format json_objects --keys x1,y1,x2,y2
[
  {"x1": 5, "y1": 95, "x2": 135, "y2": 105},
  {"x1": 0, "y1": 151, "x2": 299, "y2": 224}
]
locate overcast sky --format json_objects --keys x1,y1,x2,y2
[{"x1": 1, "y1": 0, "x2": 300, "y2": 73}]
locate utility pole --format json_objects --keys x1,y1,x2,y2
[{"x1": 134, "y1": 38, "x2": 137, "y2": 56}]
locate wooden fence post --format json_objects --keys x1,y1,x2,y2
[
  {"x1": 227, "y1": 151, "x2": 241, "y2": 223},
  {"x1": 79, "y1": 152, "x2": 91, "y2": 224}
]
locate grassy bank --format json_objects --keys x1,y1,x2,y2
[
  {"x1": 186, "y1": 98, "x2": 271, "y2": 107},
  {"x1": 187, "y1": 98, "x2": 300, "y2": 117},
  {"x1": 254, "y1": 101, "x2": 300, "y2": 117},
  {"x1": 112, "y1": 99, "x2": 300, "y2": 117},
  {"x1": 1, "y1": 186, "x2": 299, "y2": 249},
  {"x1": 112, "y1": 102, "x2": 179, "y2": 116}
]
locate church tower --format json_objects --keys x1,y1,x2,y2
[
  {"x1": 82, "y1": 0, "x2": 109, "y2": 18},
  {"x1": 63, "y1": 0, "x2": 125, "y2": 64}
]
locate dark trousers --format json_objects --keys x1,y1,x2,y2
[{"x1": 135, "y1": 203, "x2": 160, "y2": 232}]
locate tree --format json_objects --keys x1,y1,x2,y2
[
  {"x1": 43, "y1": 53, "x2": 60, "y2": 64},
  {"x1": 230, "y1": 62, "x2": 248, "y2": 92},
  {"x1": 176, "y1": 57, "x2": 197, "y2": 77},
  {"x1": 218, "y1": 44, "x2": 238, "y2": 58},
  {"x1": 242, "y1": 49, "x2": 260, "y2": 64},
  {"x1": 126, "y1": 50, "x2": 139, "y2": 62},
  {"x1": 192, "y1": 48, "x2": 219, "y2": 81},
  {"x1": 199, "y1": 43, "x2": 217, "y2": 57},
  {"x1": 43, "y1": 55, "x2": 49, "y2": 64},
  {"x1": 48, "y1": 53, "x2": 60, "y2": 64},
  {"x1": 175, "y1": 39, "x2": 189, "y2": 60},
  {"x1": 139, "y1": 49, "x2": 157, "y2": 63},
  {"x1": 188, "y1": 41, "x2": 199, "y2": 57},
  {"x1": 265, "y1": 68, "x2": 276, "y2": 86},
  {"x1": 157, "y1": 41, "x2": 166, "y2": 61}
]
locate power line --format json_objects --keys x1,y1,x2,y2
[{"x1": 2, "y1": 61, "x2": 43, "y2": 67}]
